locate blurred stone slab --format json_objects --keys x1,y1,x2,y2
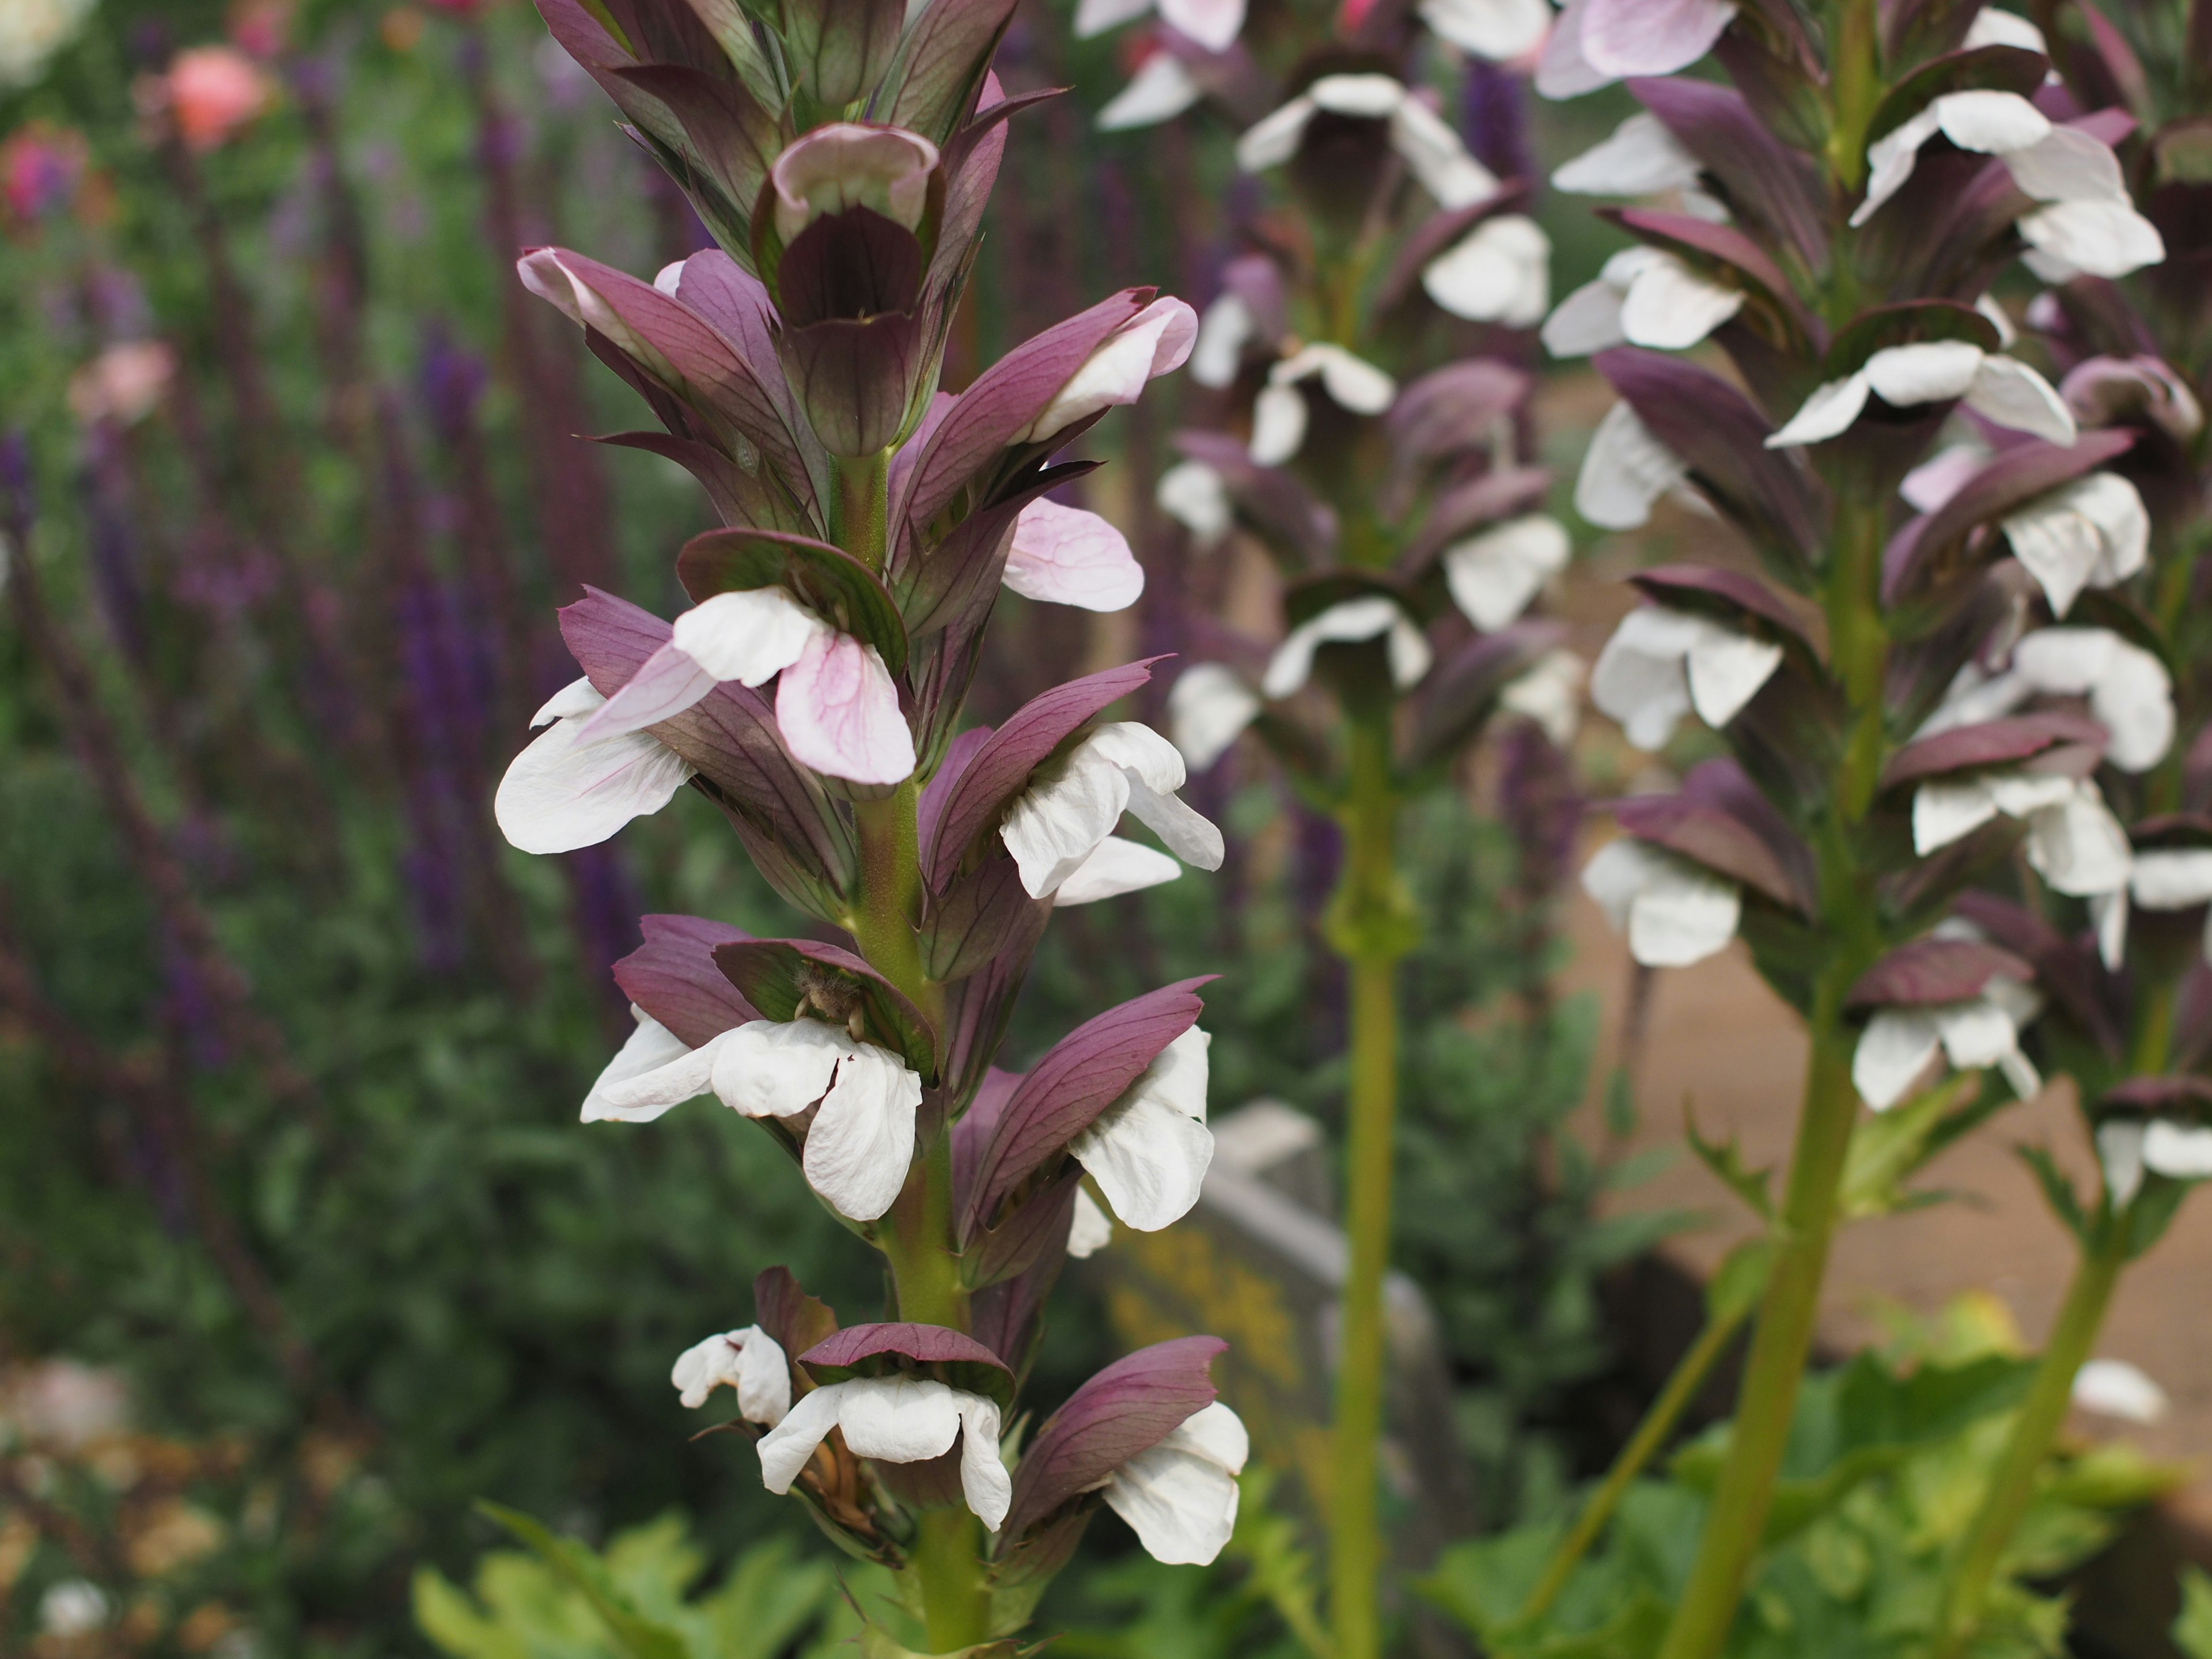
[{"x1": 1090, "y1": 1100, "x2": 1475, "y2": 1567}]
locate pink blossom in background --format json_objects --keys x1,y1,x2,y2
[
  {"x1": 68, "y1": 341, "x2": 177, "y2": 427},
  {"x1": 163, "y1": 47, "x2": 274, "y2": 152},
  {"x1": 0, "y1": 122, "x2": 86, "y2": 226}
]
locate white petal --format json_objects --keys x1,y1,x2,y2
[
  {"x1": 1578, "y1": 400, "x2": 1690, "y2": 525},
  {"x1": 1500, "y1": 649, "x2": 1586, "y2": 746},
  {"x1": 2073, "y1": 1358, "x2": 2169, "y2": 1424},
  {"x1": 1248, "y1": 381, "x2": 1308, "y2": 465},
  {"x1": 777, "y1": 632, "x2": 916, "y2": 786},
  {"x1": 2092, "y1": 887, "x2": 2129, "y2": 972},
  {"x1": 1105, "y1": 1442, "x2": 1242, "y2": 1565},
  {"x1": 1002, "y1": 745, "x2": 1134, "y2": 898},
  {"x1": 1123, "y1": 775, "x2": 1227, "y2": 871},
  {"x1": 1308, "y1": 73, "x2": 1406, "y2": 119},
  {"x1": 1067, "y1": 1186, "x2": 1115, "y2": 1257},
  {"x1": 1017, "y1": 300, "x2": 1198, "y2": 442},
  {"x1": 1901, "y1": 442, "x2": 1990, "y2": 514},
  {"x1": 533, "y1": 676, "x2": 605, "y2": 727},
  {"x1": 671, "y1": 588, "x2": 825, "y2": 685},
  {"x1": 585, "y1": 1024, "x2": 730, "y2": 1124},
  {"x1": 1684, "y1": 628, "x2": 1783, "y2": 729},
  {"x1": 1003, "y1": 500, "x2": 1146, "y2": 612},
  {"x1": 2016, "y1": 628, "x2": 2173, "y2": 771},
  {"x1": 1964, "y1": 8, "x2": 2047, "y2": 52},
  {"x1": 575, "y1": 642, "x2": 718, "y2": 741},
  {"x1": 671, "y1": 1326, "x2": 791, "y2": 1425},
  {"x1": 1443, "y1": 514, "x2": 1571, "y2": 632},
  {"x1": 1074, "y1": 0, "x2": 1154, "y2": 37},
  {"x1": 1054, "y1": 836, "x2": 1184, "y2": 904},
  {"x1": 1853, "y1": 105, "x2": 1942, "y2": 227},
  {"x1": 1535, "y1": 0, "x2": 1608, "y2": 98},
  {"x1": 802, "y1": 1044, "x2": 923, "y2": 1222},
  {"x1": 1854, "y1": 1008, "x2": 1943, "y2": 1111},
  {"x1": 2130, "y1": 849, "x2": 2212, "y2": 909},
  {"x1": 1168, "y1": 663, "x2": 1261, "y2": 771},
  {"x1": 1072, "y1": 1088, "x2": 1214, "y2": 1230},
  {"x1": 1975, "y1": 293, "x2": 2018, "y2": 348},
  {"x1": 1298, "y1": 344, "x2": 1396, "y2": 414},
  {"x1": 495, "y1": 719, "x2": 695, "y2": 854},
  {"x1": 1162, "y1": 1400, "x2": 1248, "y2": 1471},
  {"x1": 1933, "y1": 89, "x2": 2050, "y2": 155},
  {"x1": 2003, "y1": 480, "x2": 2120, "y2": 618},
  {"x1": 1965, "y1": 355, "x2": 2077, "y2": 445},
  {"x1": 1931, "y1": 997, "x2": 2022, "y2": 1071},
  {"x1": 1767, "y1": 372, "x2": 1872, "y2": 448},
  {"x1": 1423, "y1": 215, "x2": 1551, "y2": 327},
  {"x1": 1099, "y1": 52, "x2": 1204, "y2": 132},
  {"x1": 1263, "y1": 596, "x2": 1405, "y2": 698},
  {"x1": 1388, "y1": 95, "x2": 1499, "y2": 210},
  {"x1": 1913, "y1": 778, "x2": 2001, "y2": 855},
  {"x1": 1234, "y1": 96, "x2": 1317, "y2": 172},
  {"x1": 709, "y1": 1019, "x2": 850, "y2": 1119},
  {"x1": 1581, "y1": 837, "x2": 1661, "y2": 932},
  {"x1": 582, "y1": 1008, "x2": 696, "y2": 1122},
  {"x1": 1143, "y1": 1025, "x2": 1212, "y2": 1122},
  {"x1": 2143, "y1": 1120, "x2": 2212, "y2": 1180},
  {"x1": 1866, "y1": 340, "x2": 1985, "y2": 406},
  {"x1": 2024, "y1": 785, "x2": 2132, "y2": 898},
  {"x1": 1626, "y1": 859, "x2": 1740, "y2": 967},
  {"x1": 1553, "y1": 111, "x2": 1701, "y2": 196},
  {"x1": 1541, "y1": 276, "x2": 1629, "y2": 358},
  {"x1": 2002, "y1": 126, "x2": 2124, "y2": 204},
  {"x1": 836, "y1": 1375, "x2": 962, "y2": 1464},
  {"x1": 1157, "y1": 460, "x2": 1233, "y2": 545},
  {"x1": 2098, "y1": 1119, "x2": 2146, "y2": 1207},
  {"x1": 1157, "y1": 0, "x2": 1244, "y2": 52},
  {"x1": 1419, "y1": 0, "x2": 1550, "y2": 58},
  {"x1": 1619, "y1": 255, "x2": 1744, "y2": 350},
  {"x1": 756, "y1": 1382, "x2": 846, "y2": 1493},
  {"x1": 956, "y1": 1395, "x2": 1012, "y2": 1529},
  {"x1": 1189, "y1": 294, "x2": 1253, "y2": 391},
  {"x1": 2018, "y1": 198, "x2": 2166, "y2": 280},
  {"x1": 1087, "y1": 719, "x2": 1189, "y2": 796},
  {"x1": 1589, "y1": 605, "x2": 1703, "y2": 749}
]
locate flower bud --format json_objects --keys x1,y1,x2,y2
[{"x1": 770, "y1": 124, "x2": 941, "y2": 248}]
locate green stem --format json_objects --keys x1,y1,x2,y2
[
  {"x1": 1325, "y1": 708, "x2": 1411, "y2": 1659},
  {"x1": 850, "y1": 781, "x2": 943, "y2": 1029},
  {"x1": 1519, "y1": 1301, "x2": 1752, "y2": 1623},
  {"x1": 914, "y1": 1508, "x2": 993, "y2": 1652},
  {"x1": 1654, "y1": 1012, "x2": 1861, "y2": 1659},
  {"x1": 835, "y1": 449, "x2": 892, "y2": 571},
  {"x1": 1934, "y1": 1215, "x2": 2128, "y2": 1654}
]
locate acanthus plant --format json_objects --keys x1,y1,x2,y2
[
  {"x1": 487, "y1": 0, "x2": 1250, "y2": 1647},
  {"x1": 1070, "y1": 0, "x2": 1577, "y2": 1655},
  {"x1": 1520, "y1": 0, "x2": 2180, "y2": 1652}
]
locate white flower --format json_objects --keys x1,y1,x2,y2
[
  {"x1": 1157, "y1": 460, "x2": 1233, "y2": 546},
  {"x1": 1963, "y1": 7, "x2": 2047, "y2": 53},
  {"x1": 1552, "y1": 111, "x2": 1702, "y2": 197},
  {"x1": 1067, "y1": 1187, "x2": 1115, "y2": 1257},
  {"x1": 1423, "y1": 215, "x2": 1552, "y2": 327},
  {"x1": 1098, "y1": 52, "x2": 1205, "y2": 132},
  {"x1": 758, "y1": 1374, "x2": 1011, "y2": 1529},
  {"x1": 2001, "y1": 473, "x2": 2148, "y2": 619},
  {"x1": 2146, "y1": 1119, "x2": 2212, "y2": 1180},
  {"x1": 1249, "y1": 344, "x2": 1397, "y2": 466},
  {"x1": 0, "y1": 0, "x2": 94, "y2": 89},
  {"x1": 1590, "y1": 605, "x2": 1781, "y2": 751},
  {"x1": 1419, "y1": 0, "x2": 1550, "y2": 59},
  {"x1": 1500, "y1": 648, "x2": 1586, "y2": 747},
  {"x1": 1851, "y1": 978, "x2": 2042, "y2": 1111},
  {"x1": 580, "y1": 1014, "x2": 923, "y2": 1223},
  {"x1": 1016, "y1": 297, "x2": 1199, "y2": 443},
  {"x1": 1581, "y1": 838, "x2": 1740, "y2": 968},
  {"x1": 1104, "y1": 1401, "x2": 1248, "y2": 1565},
  {"x1": 1168, "y1": 663, "x2": 1262, "y2": 771},
  {"x1": 495, "y1": 679, "x2": 696, "y2": 855},
  {"x1": 2099, "y1": 1118, "x2": 2146, "y2": 1206},
  {"x1": 1053, "y1": 836, "x2": 1185, "y2": 905},
  {"x1": 1541, "y1": 246, "x2": 1743, "y2": 358},
  {"x1": 1004, "y1": 499, "x2": 1147, "y2": 612},
  {"x1": 1573, "y1": 400, "x2": 1692, "y2": 530},
  {"x1": 1188, "y1": 294, "x2": 1255, "y2": 389},
  {"x1": 2071, "y1": 1358, "x2": 2169, "y2": 1425},
  {"x1": 1855, "y1": 90, "x2": 2051, "y2": 226},
  {"x1": 1917, "y1": 628, "x2": 2174, "y2": 774},
  {"x1": 1914, "y1": 774, "x2": 2130, "y2": 961},
  {"x1": 1075, "y1": 0, "x2": 1245, "y2": 54},
  {"x1": 1442, "y1": 514, "x2": 1570, "y2": 631},
  {"x1": 2129, "y1": 848, "x2": 2212, "y2": 962},
  {"x1": 1236, "y1": 75, "x2": 1498, "y2": 210},
  {"x1": 1262, "y1": 597, "x2": 1433, "y2": 699},
  {"x1": 672, "y1": 1327, "x2": 791, "y2": 1423},
  {"x1": 1069, "y1": 1027, "x2": 1214, "y2": 1229},
  {"x1": 1001, "y1": 722, "x2": 1226, "y2": 899},
  {"x1": 1767, "y1": 342, "x2": 2075, "y2": 449}
]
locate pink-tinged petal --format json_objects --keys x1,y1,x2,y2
[
  {"x1": 775, "y1": 632, "x2": 916, "y2": 785},
  {"x1": 575, "y1": 641, "x2": 718, "y2": 741},
  {"x1": 1157, "y1": 0, "x2": 1244, "y2": 52},
  {"x1": 1580, "y1": 0, "x2": 1735, "y2": 78},
  {"x1": 1535, "y1": 0, "x2": 1607, "y2": 99},
  {"x1": 1004, "y1": 500, "x2": 1147, "y2": 612},
  {"x1": 1014, "y1": 299, "x2": 1199, "y2": 442}
]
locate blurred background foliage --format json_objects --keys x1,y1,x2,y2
[{"x1": 0, "y1": 1, "x2": 1645, "y2": 1653}]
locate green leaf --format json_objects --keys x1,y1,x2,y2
[
  {"x1": 474, "y1": 1502, "x2": 692, "y2": 1659},
  {"x1": 2014, "y1": 1144, "x2": 2086, "y2": 1243},
  {"x1": 2174, "y1": 1566, "x2": 2212, "y2": 1658},
  {"x1": 2127, "y1": 1176, "x2": 2190, "y2": 1259},
  {"x1": 1225, "y1": 1466, "x2": 1333, "y2": 1659},
  {"x1": 1841, "y1": 1069, "x2": 1982, "y2": 1218},
  {"x1": 1683, "y1": 1097, "x2": 1773, "y2": 1221}
]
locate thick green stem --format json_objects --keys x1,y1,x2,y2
[
  {"x1": 1325, "y1": 709, "x2": 1412, "y2": 1659},
  {"x1": 850, "y1": 782, "x2": 943, "y2": 1029},
  {"x1": 1520, "y1": 1301, "x2": 1751, "y2": 1622},
  {"x1": 1654, "y1": 1013, "x2": 1861, "y2": 1658},
  {"x1": 1934, "y1": 1216, "x2": 2128, "y2": 1654},
  {"x1": 914, "y1": 1508, "x2": 993, "y2": 1652},
  {"x1": 835, "y1": 448, "x2": 892, "y2": 571}
]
